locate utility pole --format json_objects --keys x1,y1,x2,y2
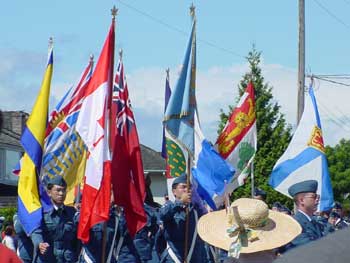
[{"x1": 297, "y1": 0, "x2": 305, "y2": 124}]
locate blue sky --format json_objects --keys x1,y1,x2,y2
[{"x1": 1, "y1": 0, "x2": 350, "y2": 150}]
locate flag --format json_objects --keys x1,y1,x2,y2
[
  {"x1": 161, "y1": 70, "x2": 172, "y2": 159},
  {"x1": 164, "y1": 21, "x2": 196, "y2": 155},
  {"x1": 164, "y1": 128, "x2": 188, "y2": 201},
  {"x1": 17, "y1": 45, "x2": 53, "y2": 235},
  {"x1": 269, "y1": 85, "x2": 334, "y2": 211},
  {"x1": 215, "y1": 82, "x2": 257, "y2": 199},
  {"x1": 192, "y1": 111, "x2": 235, "y2": 210},
  {"x1": 41, "y1": 59, "x2": 93, "y2": 204},
  {"x1": 111, "y1": 58, "x2": 147, "y2": 237},
  {"x1": 76, "y1": 22, "x2": 114, "y2": 242},
  {"x1": 161, "y1": 71, "x2": 178, "y2": 199}
]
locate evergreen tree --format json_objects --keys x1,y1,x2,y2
[
  {"x1": 218, "y1": 48, "x2": 293, "y2": 208},
  {"x1": 325, "y1": 139, "x2": 350, "y2": 205}
]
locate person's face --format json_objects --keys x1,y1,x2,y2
[
  {"x1": 328, "y1": 216, "x2": 337, "y2": 225},
  {"x1": 48, "y1": 185, "x2": 67, "y2": 206},
  {"x1": 172, "y1": 183, "x2": 188, "y2": 200},
  {"x1": 300, "y1": 192, "x2": 319, "y2": 214}
]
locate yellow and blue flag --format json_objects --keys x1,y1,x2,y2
[{"x1": 17, "y1": 45, "x2": 53, "y2": 235}]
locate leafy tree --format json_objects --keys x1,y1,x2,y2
[
  {"x1": 218, "y1": 48, "x2": 293, "y2": 208},
  {"x1": 325, "y1": 139, "x2": 350, "y2": 206}
]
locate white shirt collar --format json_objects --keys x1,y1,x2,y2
[
  {"x1": 298, "y1": 209, "x2": 312, "y2": 221},
  {"x1": 53, "y1": 204, "x2": 63, "y2": 211}
]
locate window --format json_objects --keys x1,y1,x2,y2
[{"x1": 0, "y1": 147, "x2": 22, "y2": 185}]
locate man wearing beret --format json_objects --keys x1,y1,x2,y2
[
  {"x1": 331, "y1": 202, "x2": 349, "y2": 229},
  {"x1": 31, "y1": 175, "x2": 78, "y2": 262},
  {"x1": 288, "y1": 179, "x2": 323, "y2": 247},
  {"x1": 159, "y1": 173, "x2": 210, "y2": 262}
]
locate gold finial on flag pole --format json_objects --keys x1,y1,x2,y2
[
  {"x1": 89, "y1": 54, "x2": 94, "y2": 63},
  {"x1": 190, "y1": 3, "x2": 196, "y2": 20},
  {"x1": 111, "y1": 5, "x2": 118, "y2": 20}
]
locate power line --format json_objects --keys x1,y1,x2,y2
[
  {"x1": 318, "y1": 96, "x2": 350, "y2": 125},
  {"x1": 310, "y1": 75, "x2": 350, "y2": 87},
  {"x1": 117, "y1": 0, "x2": 244, "y2": 59},
  {"x1": 312, "y1": 0, "x2": 350, "y2": 31},
  {"x1": 318, "y1": 100, "x2": 350, "y2": 132}
]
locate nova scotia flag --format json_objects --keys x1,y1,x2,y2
[{"x1": 269, "y1": 85, "x2": 334, "y2": 211}]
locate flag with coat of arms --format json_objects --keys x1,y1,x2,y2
[
  {"x1": 215, "y1": 82, "x2": 257, "y2": 201},
  {"x1": 269, "y1": 84, "x2": 334, "y2": 211}
]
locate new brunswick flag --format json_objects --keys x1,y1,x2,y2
[{"x1": 215, "y1": 82, "x2": 257, "y2": 197}]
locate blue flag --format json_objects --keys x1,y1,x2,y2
[
  {"x1": 164, "y1": 21, "x2": 196, "y2": 155},
  {"x1": 192, "y1": 112, "x2": 235, "y2": 210},
  {"x1": 269, "y1": 85, "x2": 334, "y2": 211}
]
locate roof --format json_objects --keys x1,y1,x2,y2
[
  {"x1": 140, "y1": 144, "x2": 166, "y2": 172},
  {"x1": 0, "y1": 128, "x2": 21, "y2": 148}
]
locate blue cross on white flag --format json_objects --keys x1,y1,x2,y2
[{"x1": 269, "y1": 85, "x2": 334, "y2": 211}]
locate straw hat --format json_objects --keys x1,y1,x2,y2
[{"x1": 197, "y1": 198, "x2": 301, "y2": 254}]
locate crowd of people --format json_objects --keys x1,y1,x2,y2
[{"x1": 0, "y1": 175, "x2": 349, "y2": 263}]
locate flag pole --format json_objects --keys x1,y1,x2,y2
[
  {"x1": 183, "y1": 4, "x2": 196, "y2": 263},
  {"x1": 101, "y1": 6, "x2": 117, "y2": 263},
  {"x1": 250, "y1": 162, "x2": 255, "y2": 198}
]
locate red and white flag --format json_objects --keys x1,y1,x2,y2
[
  {"x1": 111, "y1": 58, "x2": 146, "y2": 237},
  {"x1": 216, "y1": 82, "x2": 257, "y2": 196},
  {"x1": 76, "y1": 21, "x2": 114, "y2": 242}
]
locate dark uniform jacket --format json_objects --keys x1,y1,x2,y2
[
  {"x1": 78, "y1": 206, "x2": 140, "y2": 263},
  {"x1": 14, "y1": 213, "x2": 34, "y2": 263},
  {"x1": 291, "y1": 211, "x2": 323, "y2": 247},
  {"x1": 159, "y1": 200, "x2": 209, "y2": 263},
  {"x1": 133, "y1": 203, "x2": 159, "y2": 263},
  {"x1": 31, "y1": 205, "x2": 78, "y2": 263}
]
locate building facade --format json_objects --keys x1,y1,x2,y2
[{"x1": 0, "y1": 110, "x2": 167, "y2": 206}]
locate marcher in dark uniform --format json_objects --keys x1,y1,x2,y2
[
  {"x1": 288, "y1": 180, "x2": 323, "y2": 248},
  {"x1": 13, "y1": 213, "x2": 34, "y2": 263},
  {"x1": 331, "y1": 202, "x2": 349, "y2": 229},
  {"x1": 328, "y1": 211, "x2": 348, "y2": 231},
  {"x1": 133, "y1": 203, "x2": 159, "y2": 263},
  {"x1": 159, "y1": 173, "x2": 210, "y2": 262},
  {"x1": 134, "y1": 176, "x2": 161, "y2": 263},
  {"x1": 31, "y1": 175, "x2": 78, "y2": 263}
]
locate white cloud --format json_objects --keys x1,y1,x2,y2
[{"x1": 1, "y1": 50, "x2": 349, "y2": 149}]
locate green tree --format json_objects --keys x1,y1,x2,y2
[
  {"x1": 325, "y1": 139, "x2": 350, "y2": 206},
  {"x1": 218, "y1": 48, "x2": 293, "y2": 208}
]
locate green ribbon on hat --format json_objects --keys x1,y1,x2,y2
[{"x1": 226, "y1": 206, "x2": 266, "y2": 258}]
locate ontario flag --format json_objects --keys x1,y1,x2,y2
[
  {"x1": 76, "y1": 21, "x2": 114, "y2": 242},
  {"x1": 215, "y1": 82, "x2": 257, "y2": 199},
  {"x1": 111, "y1": 57, "x2": 146, "y2": 237}
]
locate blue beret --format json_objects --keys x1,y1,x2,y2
[
  {"x1": 47, "y1": 175, "x2": 67, "y2": 187},
  {"x1": 334, "y1": 202, "x2": 342, "y2": 209},
  {"x1": 254, "y1": 188, "x2": 266, "y2": 198},
  {"x1": 288, "y1": 180, "x2": 318, "y2": 197},
  {"x1": 172, "y1": 173, "x2": 187, "y2": 189}
]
